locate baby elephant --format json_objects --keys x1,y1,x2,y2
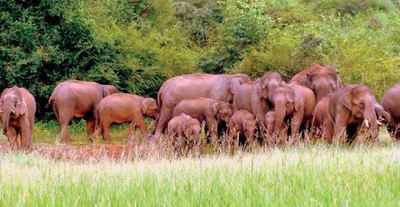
[
  {"x1": 173, "y1": 97, "x2": 233, "y2": 145},
  {"x1": 0, "y1": 86, "x2": 36, "y2": 150},
  {"x1": 167, "y1": 113, "x2": 202, "y2": 155},
  {"x1": 95, "y1": 93, "x2": 158, "y2": 143},
  {"x1": 227, "y1": 110, "x2": 257, "y2": 151},
  {"x1": 264, "y1": 111, "x2": 288, "y2": 146}
]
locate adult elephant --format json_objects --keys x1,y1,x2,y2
[
  {"x1": 382, "y1": 84, "x2": 400, "y2": 139},
  {"x1": 250, "y1": 72, "x2": 284, "y2": 128},
  {"x1": 268, "y1": 83, "x2": 316, "y2": 144},
  {"x1": 319, "y1": 85, "x2": 379, "y2": 144},
  {"x1": 49, "y1": 80, "x2": 118, "y2": 143},
  {"x1": 290, "y1": 64, "x2": 342, "y2": 102},
  {"x1": 0, "y1": 86, "x2": 36, "y2": 150},
  {"x1": 153, "y1": 73, "x2": 250, "y2": 140},
  {"x1": 231, "y1": 79, "x2": 254, "y2": 112}
]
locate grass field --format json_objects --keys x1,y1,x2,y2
[{"x1": 0, "y1": 143, "x2": 400, "y2": 206}]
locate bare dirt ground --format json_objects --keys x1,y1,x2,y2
[{"x1": 0, "y1": 142, "x2": 158, "y2": 161}]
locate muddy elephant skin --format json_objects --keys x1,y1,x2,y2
[
  {"x1": 268, "y1": 83, "x2": 316, "y2": 144},
  {"x1": 382, "y1": 84, "x2": 400, "y2": 139},
  {"x1": 250, "y1": 72, "x2": 284, "y2": 128},
  {"x1": 49, "y1": 80, "x2": 118, "y2": 143},
  {"x1": 291, "y1": 64, "x2": 341, "y2": 102},
  {"x1": 172, "y1": 97, "x2": 232, "y2": 143},
  {"x1": 153, "y1": 73, "x2": 250, "y2": 140},
  {"x1": 95, "y1": 93, "x2": 158, "y2": 143},
  {"x1": 0, "y1": 86, "x2": 36, "y2": 150},
  {"x1": 322, "y1": 85, "x2": 379, "y2": 143},
  {"x1": 167, "y1": 113, "x2": 201, "y2": 154},
  {"x1": 227, "y1": 110, "x2": 257, "y2": 150}
]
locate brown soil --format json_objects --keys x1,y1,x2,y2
[{"x1": 0, "y1": 142, "x2": 159, "y2": 162}]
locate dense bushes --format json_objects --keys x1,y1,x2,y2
[{"x1": 1, "y1": 0, "x2": 400, "y2": 118}]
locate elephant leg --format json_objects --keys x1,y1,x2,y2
[
  {"x1": 58, "y1": 112, "x2": 73, "y2": 143},
  {"x1": 20, "y1": 121, "x2": 32, "y2": 150},
  {"x1": 133, "y1": 113, "x2": 148, "y2": 139},
  {"x1": 290, "y1": 111, "x2": 304, "y2": 145},
  {"x1": 6, "y1": 127, "x2": 17, "y2": 150},
  {"x1": 152, "y1": 107, "x2": 172, "y2": 141},
  {"x1": 101, "y1": 121, "x2": 112, "y2": 144},
  {"x1": 206, "y1": 118, "x2": 219, "y2": 147},
  {"x1": 85, "y1": 117, "x2": 96, "y2": 137},
  {"x1": 333, "y1": 117, "x2": 348, "y2": 145}
]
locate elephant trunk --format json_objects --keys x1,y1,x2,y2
[
  {"x1": 315, "y1": 84, "x2": 331, "y2": 102},
  {"x1": 2, "y1": 109, "x2": 11, "y2": 134},
  {"x1": 364, "y1": 102, "x2": 379, "y2": 139},
  {"x1": 273, "y1": 100, "x2": 286, "y2": 135}
]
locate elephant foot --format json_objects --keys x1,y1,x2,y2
[{"x1": 60, "y1": 138, "x2": 71, "y2": 144}]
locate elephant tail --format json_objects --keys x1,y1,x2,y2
[{"x1": 48, "y1": 96, "x2": 60, "y2": 122}]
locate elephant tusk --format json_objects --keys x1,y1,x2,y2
[
  {"x1": 377, "y1": 120, "x2": 383, "y2": 126},
  {"x1": 364, "y1": 119, "x2": 370, "y2": 128}
]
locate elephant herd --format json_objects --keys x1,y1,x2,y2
[{"x1": 1, "y1": 64, "x2": 400, "y2": 151}]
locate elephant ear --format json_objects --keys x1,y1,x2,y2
[
  {"x1": 15, "y1": 100, "x2": 26, "y2": 116},
  {"x1": 341, "y1": 89, "x2": 353, "y2": 111}
]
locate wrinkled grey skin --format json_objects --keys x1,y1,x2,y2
[
  {"x1": 154, "y1": 73, "x2": 250, "y2": 140},
  {"x1": 49, "y1": 80, "x2": 118, "y2": 143},
  {"x1": 0, "y1": 86, "x2": 36, "y2": 150}
]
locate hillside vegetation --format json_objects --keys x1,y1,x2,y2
[{"x1": 1, "y1": 0, "x2": 400, "y2": 117}]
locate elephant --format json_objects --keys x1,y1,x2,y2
[
  {"x1": 268, "y1": 83, "x2": 316, "y2": 144},
  {"x1": 316, "y1": 85, "x2": 379, "y2": 144},
  {"x1": 382, "y1": 84, "x2": 400, "y2": 139},
  {"x1": 310, "y1": 96, "x2": 331, "y2": 142},
  {"x1": 0, "y1": 86, "x2": 36, "y2": 150},
  {"x1": 264, "y1": 111, "x2": 288, "y2": 146},
  {"x1": 167, "y1": 113, "x2": 202, "y2": 155},
  {"x1": 94, "y1": 93, "x2": 158, "y2": 143},
  {"x1": 49, "y1": 80, "x2": 118, "y2": 143},
  {"x1": 153, "y1": 73, "x2": 250, "y2": 140},
  {"x1": 250, "y1": 72, "x2": 284, "y2": 128},
  {"x1": 290, "y1": 64, "x2": 342, "y2": 102},
  {"x1": 227, "y1": 110, "x2": 257, "y2": 151},
  {"x1": 172, "y1": 97, "x2": 233, "y2": 145},
  {"x1": 231, "y1": 79, "x2": 254, "y2": 112}
]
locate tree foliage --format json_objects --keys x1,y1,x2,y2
[{"x1": 1, "y1": 0, "x2": 400, "y2": 118}]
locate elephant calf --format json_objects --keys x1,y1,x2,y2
[
  {"x1": 172, "y1": 97, "x2": 233, "y2": 145},
  {"x1": 227, "y1": 110, "x2": 257, "y2": 150},
  {"x1": 167, "y1": 113, "x2": 201, "y2": 155},
  {"x1": 264, "y1": 111, "x2": 288, "y2": 146},
  {"x1": 49, "y1": 80, "x2": 118, "y2": 143},
  {"x1": 0, "y1": 86, "x2": 36, "y2": 150},
  {"x1": 94, "y1": 93, "x2": 158, "y2": 143}
]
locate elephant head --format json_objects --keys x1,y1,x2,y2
[
  {"x1": 102, "y1": 85, "x2": 118, "y2": 97},
  {"x1": 269, "y1": 85, "x2": 297, "y2": 133},
  {"x1": 184, "y1": 120, "x2": 201, "y2": 141},
  {"x1": 259, "y1": 72, "x2": 284, "y2": 99},
  {"x1": 341, "y1": 85, "x2": 379, "y2": 138},
  {"x1": 213, "y1": 101, "x2": 233, "y2": 123},
  {"x1": 0, "y1": 88, "x2": 26, "y2": 133},
  {"x1": 243, "y1": 118, "x2": 257, "y2": 142},
  {"x1": 306, "y1": 66, "x2": 341, "y2": 102},
  {"x1": 141, "y1": 98, "x2": 159, "y2": 119},
  {"x1": 374, "y1": 103, "x2": 391, "y2": 127}
]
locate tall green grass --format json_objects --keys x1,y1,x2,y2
[{"x1": 0, "y1": 145, "x2": 399, "y2": 206}]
